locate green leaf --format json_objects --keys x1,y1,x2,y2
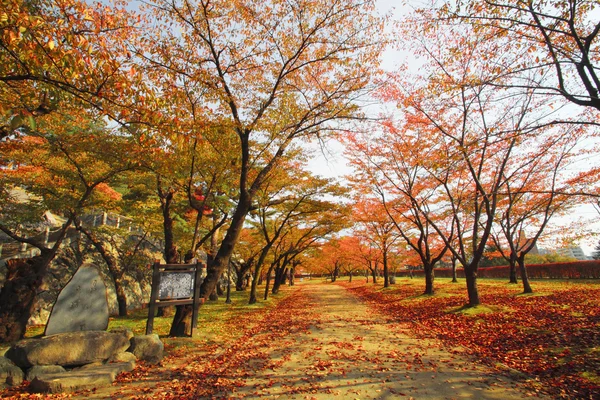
[
  {"x1": 9, "y1": 115, "x2": 24, "y2": 131},
  {"x1": 27, "y1": 115, "x2": 36, "y2": 130}
]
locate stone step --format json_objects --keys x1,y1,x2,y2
[{"x1": 29, "y1": 361, "x2": 134, "y2": 393}]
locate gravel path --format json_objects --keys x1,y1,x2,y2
[{"x1": 231, "y1": 282, "x2": 542, "y2": 399}]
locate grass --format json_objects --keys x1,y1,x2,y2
[{"x1": 13, "y1": 286, "x2": 292, "y2": 354}]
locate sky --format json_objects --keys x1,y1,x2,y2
[{"x1": 305, "y1": 0, "x2": 408, "y2": 178}]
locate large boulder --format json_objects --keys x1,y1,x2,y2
[
  {"x1": 5, "y1": 330, "x2": 131, "y2": 368},
  {"x1": 128, "y1": 334, "x2": 164, "y2": 364},
  {"x1": 0, "y1": 356, "x2": 24, "y2": 388}
]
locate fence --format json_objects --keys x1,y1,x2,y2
[
  {"x1": 0, "y1": 211, "x2": 148, "y2": 261},
  {"x1": 396, "y1": 260, "x2": 600, "y2": 279}
]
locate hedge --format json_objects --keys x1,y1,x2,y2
[{"x1": 397, "y1": 260, "x2": 600, "y2": 279}]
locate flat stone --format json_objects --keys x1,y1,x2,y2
[
  {"x1": 5, "y1": 330, "x2": 131, "y2": 368},
  {"x1": 128, "y1": 334, "x2": 164, "y2": 364},
  {"x1": 0, "y1": 356, "x2": 24, "y2": 388},
  {"x1": 76, "y1": 361, "x2": 135, "y2": 376},
  {"x1": 110, "y1": 351, "x2": 137, "y2": 364},
  {"x1": 44, "y1": 264, "x2": 109, "y2": 336},
  {"x1": 26, "y1": 365, "x2": 66, "y2": 381},
  {"x1": 29, "y1": 362, "x2": 134, "y2": 393}
]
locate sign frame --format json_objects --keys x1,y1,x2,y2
[{"x1": 145, "y1": 261, "x2": 205, "y2": 336}]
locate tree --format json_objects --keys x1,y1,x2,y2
[
  {"x1": 592, "y1": 239, "x2": 600, "y2": 260},
  {"x1": 488, "y1": 121, "x2": 593, "y2": 293},
  {"x1": 352, "y1": 198, "x2": 399, "y2": 288},
  {"x1": 1, "y1": 0, "x2": 145, "y2": 140},
  {"x1": 318, "y1": 237, "x2": 351, "y2": 283},
  {"x1": 438, "y1": 1, "x2": 600, "y2": 113},
  {"x1": 139, "y1": 0, "x2": 386, "y2": 304},
  {"x1": 246, "y1": 162, "x2": 349, "y2": 303},
  {"x1": 382, "y1": 11, "x2": 570, "y2": 306},
  {"x1": 349, "y1": 235, "x2": 382, "y2": 284},
  {"x1": 0, "y1": 113, "x2": 137, "y2": 341},
  {"x1": 345, "y1": 127, "x2": 451, "y2": 295}
]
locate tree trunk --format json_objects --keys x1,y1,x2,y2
[
  {"x1": 517, "y1": 256, "x2": 533, "y2": 294},
  {"x1": 236, "y1": 273, "x2": 246, "y2": 291},
  {"x1": 424, "y1": 263, "x2": 434, "y2": 295},
  {"x1": 0, "y1": 251, "x2": 54, "y2": 343},
  {"x1": 159, "y1": 185, "x2": 194, "y2": 336},
  {"x1": 235, "y1": 259, "x2": 253, "y2": 291},
  {"x1": 451, "y1": 257, "x2": 458, "y2": 283},
  {"x1": 371, "y1": 262, "x2": 377, "y2": 284},
  {"x1": 349, "y1": 271, "x2": 353, "y2": 283},
  {"x1": 115, "y1": 281, "x2": 128, "y2": 317},
  {"x1": 249, "y1": 260, "x2": 261, "y2": 305},
  {"x1": 331, "y1": 262, "x2": 340, "y2": 283},
  {"x1": 169, "y1": 305, "x2": 193, "y2": 337},
  {"x1": 383, "y1": 249, "x2": 389, "y2": 288},
  {"x1": 272, "y1": 267, "x2": 287, "y2": 294},
  {"x1": 199, "y1": 192, "x2": 252, "y2": 300},
  {"x1": 508, "y1": 252, "x2": 518, "y2": 283},
  {"x1": 464, "y1": 266, "x2": 480, "y2": 306},
  {"x1": 160, "y1": 189, "x2": 177, "y2": 265},
  {"x1": 264, "y1": 264, "x2": 275, "y2": 301}
]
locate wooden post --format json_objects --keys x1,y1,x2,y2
[
  {"x1": 191, "y1": 262, "x2": 203, "y2": 333},
  {"x1": 145, "y1": 261, "x2": 162, "y2": 335}
]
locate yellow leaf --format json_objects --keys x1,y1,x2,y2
[
  {"x1": 1, "y1": 13, "x2": 8, "y2": 23},
  {"x1": 48, "y1": 40, "x2": 55, "y2": 50},
  {"x1": 19, "y1": 26, "x2": 26, "y2": 33}
]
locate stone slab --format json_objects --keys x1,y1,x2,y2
[
  {"x1": 44, "y1": 264, "x2": 109, "y2": 336},
  {"x1": 26, "y1": 365, "x2": 66, "y2": 381},
  {"x1": 28, "y1": 362, "x2": 134, "y2": 393}
]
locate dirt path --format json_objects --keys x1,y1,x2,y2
[
  {"x1": 70, "y1": 282, "x2": 544, "y2": 399},
  {"x1": 228, "y1": 282, "x2": 540, "y2": 399}
]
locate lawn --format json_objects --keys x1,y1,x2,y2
[
  {"x1": 17, "y1": 288, "x2": 291, "y2": 357},
  {"x1": 339, "y1": 277, "x2": 600, "y2": 399}
]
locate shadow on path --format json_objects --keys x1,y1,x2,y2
[{"x1": 231, "y1": 282, "x2": 545, "y2": 399}]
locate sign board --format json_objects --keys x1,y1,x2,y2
[
  {"x1": 145, "y1": 262, "x2": 205, "y2": 336},
  {"x1": 158, "y1": 271, "x2": 195, "y2": 299}
]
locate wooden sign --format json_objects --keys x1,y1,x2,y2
[{"x1": 145, "y1": 261, "x2": 205, "y2": 336}]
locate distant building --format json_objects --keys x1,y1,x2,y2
[
  {"x1": 518, "y1": 230, "x2": 539, "y2": 255},
  {"x1": 557, "y1": 247, "x2": 589, "y2": 261}
]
